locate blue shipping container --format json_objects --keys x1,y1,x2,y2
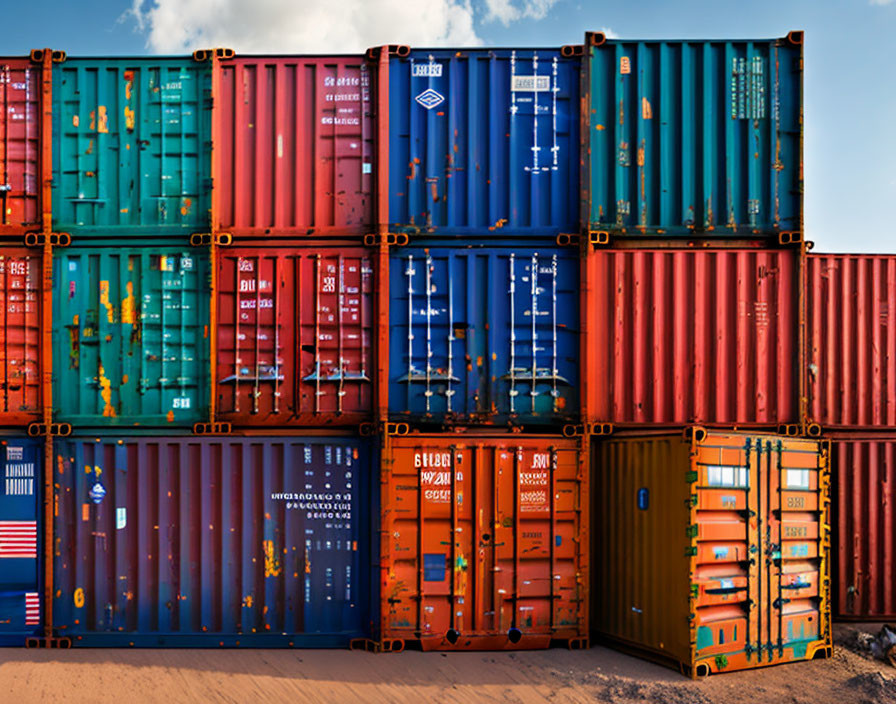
[
  {"x1": 53, "y1": 436, "x2": 374, "y2": 647},
  {"x1": 0, "y1": 438, "x2": 43, "y2": 645},
  {"x1": 585, "y1": 34, "x2": 802, "y2": 238},
  {"x1": 53, "y1": 57, "x2": 212, "y2": 236},
  {"x1": 389, "y1": 49, "x2": 580, "y2": 237},
  {"x1": 389, "y1": 244, "x2": 579, "y2": 424}
]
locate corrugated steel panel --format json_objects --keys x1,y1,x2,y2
[
  {"x1": 593, "y1": 429, "x2": 830, "y2": 677},
  {"x1": 215, "y1": 246, "x2": 373, "y2": 427},
  {"x1": 388, "y1": 49, "x2": 580, "y2": 236},
  {"x1": 53, "y1": 247, "x2": 209, "y2": 426},
  {"x1": 830, "y1": 436, "x2": 896, "y2": 620},
  {"x1": 585, "y1": 36, "x2": 802, "y2": 238},
  {"x1": 53, "y1": 58, "x2": 212, "y2": 236},
  {"x1": 0, "y1": 438, "x2": 43, "y2": 645},
  {"x1": 53, "y1": 436, "x2": 373, "y2": 647},
  {"x1": 381, "y1": 435, "x2": 587, "y2": 650},
  {"x1": 0, "y1": 250, "x2": 42, "y2": 425},
  {"x1": 807, "y1": 255, "x2": 896, "y2": 429},
  {"x1": 585, "y1": 248, "x2": 799, "y2": 426},
  {"x1": 389, "y1": 245, "x2": 579, "y2": 425},
  {"x1": 0, "y1": 59, "x2": 42, "y2": 234},
  {"x1": 214, "y1": 57, "x2": 374, "y2": 237}
]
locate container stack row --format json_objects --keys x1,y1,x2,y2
[{"x1": 0, "y1": 32, "x2": 877, "y2": 677}]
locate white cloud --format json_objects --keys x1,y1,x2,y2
[
  {"x1": 484, "y1": 0, "x2": 558, "y2": 26},
  {"x1": 129, "y1": 0, "x2": 480, "y2": 54},
  {"x1": 598, "y1": 26, "x2": 618, "y2": 39},
  {"x1": 870, "y1": 0, "x2": 895, "y2": 5}
]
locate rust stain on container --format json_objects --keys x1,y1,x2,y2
[
  {"x1": 593, "y1": 429, "x2": 831, "y2": 677},
  {"x1": 380, "y1": 435, "x2": 589, "y2": 651}
]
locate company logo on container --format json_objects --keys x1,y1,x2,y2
[
  {"x1": 415, "y1": 89, "x2": 445, "y2": 110},
  {"x1": 0, "y1": 521, "x2": 37, "y2": 558}
]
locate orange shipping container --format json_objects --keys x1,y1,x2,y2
[
  {"x1": 593, "y1": 429, "x2": 831, "y2": 677},
  {"x1": 379, "y1": 435, "x2": 588, "y2": 651}
]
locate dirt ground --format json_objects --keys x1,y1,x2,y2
[{"x1": 0, "y1": 624, "x2": 894, "y2": 704}]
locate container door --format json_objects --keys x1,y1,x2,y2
[
  {"x1": 0, "y1": 440, "x2": 40, "y2": 642},
  {"x1": 53, "y1": 60, "x2": 211, "y2": 235},
  {"x1": 389, "y1": 249, "x2": 578, "y2": 425},
  {"x1": 693, "y1": 436, "x2": 825, "y2": 672},
  {"x1": 0, "y1": 61, "x2": 40, "y2": 232},
  {"x1": 54, "y1": 249, "x2": 208, "y2": 425},
  {"x1": 758, "y1": 439, "x2": 824, "y2": 660},
  {"x1": 385, "y1": 441, "x2": 582, "y2": 649},
  {"x1": 385, "y1": 444, "x2": 474, "y2": 645}
]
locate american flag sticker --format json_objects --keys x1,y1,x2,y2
[
  {"x1": 25, "y1": 592, "x2": 39, "y2": 626},
  {"x1": 0, "y1": 521, "x2": 37, "y2": 558}
]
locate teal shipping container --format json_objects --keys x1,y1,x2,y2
[
  {"x1": 53, "y1": 57, "x2": 212, "y2": 236},
  {"x1": 53, "y1": 247, "x2": 209, "y2": 427},
  {"x1": 584, "y1": 32, "x2": 802, "y2": 239}
]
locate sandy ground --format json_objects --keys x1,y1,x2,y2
[{"x1": 0, "y1": 624, "x2": 894, "y2": 704}]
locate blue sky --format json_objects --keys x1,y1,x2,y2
[{"x1": 3, "y1": 0, "x2": 894, "y2": 251}]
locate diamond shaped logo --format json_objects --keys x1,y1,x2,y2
[{"x1": 415, "y1": 88, "x2": 445, "y2": 110}]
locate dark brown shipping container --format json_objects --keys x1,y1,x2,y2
[
  {"x1": 807, "y1": 255, "x2": 896, "y2": 429},
  {"x1": 593, "y1": 429, "x2": 831, "y2": 677},
  {"x1": 215, "y1": 246, "x2": 373, "y2": 427},
  {"x1": 214, "y1": 57, "x2": 374, "y2": 238},
  {"x1": 378, "y1": 435, "x2": 588, "y2": 651},
  {"x1": 584, "y1": 248, "x2": 800, "y2": 427},
  {"x1": 830, "y1": 434, "x2": 896, "y2": 620},
  {"x1": 0, "y1": 58, "x2": 44, "y2": 235}
]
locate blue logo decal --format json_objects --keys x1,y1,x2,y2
[{"x1": 89, "y1": 482, "x2": 106, "y2": 504}]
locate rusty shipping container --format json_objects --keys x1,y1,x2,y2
[
  {"x1": 379, "y1": 435, "x2": 588, "y2": 651},
  {"x1": 389, "y1": 244, "x2": 579, "y2": 427},
  {"x1": 214, "y1": 56, "x2": 374, "y2": 238},
  {"x1": 53, "y1": 57, "x2": 212, "y2": 236},
  {"x1": 53, "y1": 246, "x2": 209, "y2": 427},
  {"x1": 53, "y1": 436, "x2": 374, "y2": 647},
  {"x1": 215, "y1": 246, "x2": 373, "y2": 427},
  {"x1": 0, "y1": 56, "x2": 46, "y2": 235},
  {"x1": 0, "y1": 437, "x2": 43, "y2": 645},
  {"x1": 384, "y1": 48, "x2": 581, "y2": 237},
  {"x1": 584, "y1": 248, "x2": 800, "y2": 427},
  {"x1": 806, "y1": 254, "x2": 896, "y2": 429},
  {"x1": 584, "y1": 33, "x2": 802, "y2": 239},
  {"x1": 593, "y1": 429, "x2": 831, "y2": 677},
  {"x1": 0, "y1": 249, "x2": 42, "y2": 426},
  {"x1": 829, "y1": 435, "x2": 896, "y2": 620}
]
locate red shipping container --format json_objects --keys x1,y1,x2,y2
[
  {"x1": 379, "y1": 434, "x2": 588, "y2": 651},
  {"x1": 215, "y1": 246, "x2": 373, "y2": 427},
  {"x1": 0, "y1": 58, "x2": 43, "y2": 235},
  {"x1": 830, "y1": 434, "x2": 896, "y2": 620},
  {"x1": 584, "y1": 248, "x2": 800, "y2": 427},
  {"x1": 214, "y1": 57, "x2": 374, "y2": 238},
  {"x1": 0, "y1": 248, "x2": 42, "y2": 424},
  {"x1": 806, "y1": 255, "x2": 896, "y2": 429}
]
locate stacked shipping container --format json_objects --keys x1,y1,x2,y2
[
  {"x1": 0, "y1": 29, "x2": 887, "y2": 679},
  {"x1": 578, "y1": 31, "x2": 833, "y2": 676},
  {"x1": 806, "y1": 255, "x2": 896, "y2": 620},
  {"x1": 370, "y1": 43, "x2": 590, "y2": 652}
]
